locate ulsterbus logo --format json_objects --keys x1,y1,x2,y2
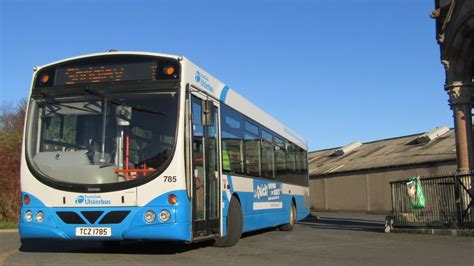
[
  {"x1": 75, "y1": 195, "x2": 111, "y2": 205},
  {"x1": 194, "y1": 71, "x2": 215, "y2": 93}
]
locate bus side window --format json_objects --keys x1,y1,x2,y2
[
  {"x1": 221, "y1": 106, "x2": 244, "y2": 175},
  {"x1": 286, "y1": 142, "x2": 296, "y2": 181},
  {"x1": 244, "y1": 121, "x2": 261, "y2": 176},
  {"x1": 274, "y1": 136, "x2": 286, "y2": 178},
  {"x1": 261, "y1": 129, "x2": 274, "y2": 179}
]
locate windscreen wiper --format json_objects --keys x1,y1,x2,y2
[
  {"x1": 40, "y1": 92, "x2": 101, "y2": 114},
  {"x1": 84, "y1": 88, "x2": 167, "y2": 116}
]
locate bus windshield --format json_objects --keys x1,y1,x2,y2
[{"x1": 26, "y1": 91, "x2": 178, "y2": 185}]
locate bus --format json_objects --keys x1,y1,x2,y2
[{"x1": 19, "y1": 51, "x2": 310, "y2": 247}]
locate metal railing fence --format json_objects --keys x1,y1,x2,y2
[{"x1": 390, "y1": 173, "x2": 473, "y2": 228}]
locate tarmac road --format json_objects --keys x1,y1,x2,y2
[{"x1": 1, "y1": 212, "x2": 472, "y2": 266}]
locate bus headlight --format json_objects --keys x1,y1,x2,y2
[
  {"x1": 25, "y1": 211, "x2": 33, "y2": 222},
  {"x1": 144, "y1": 210, "x2": 156, "y2": 223},
  {"x1": 159, "y1": 210, "x2": 170, "y2": 222},
  {"x1": 36, "y1": 211, "x2": 44, "y2": 223}
]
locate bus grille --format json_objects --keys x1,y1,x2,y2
[
  {"x1": 56, "y1": 210, "x2": 130, "y2": 224},
  {"x1": 99, "y1": 211, "x2": 131, "y2": 224},
  {"x1": 56, "y1": 211, "x2": 86, "y2": 224},
  {"x1": 81, "y1": 211, "x2": 104, "y2": 224}
]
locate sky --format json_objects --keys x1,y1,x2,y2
[{"x1": 0, "y1": 0, "x2": 452, "y2": 151}]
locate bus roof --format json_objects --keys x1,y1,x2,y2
[
  {"x1": 33, "y1": 51, "x2": 307, "y2": 149},
  {"x1": 181, "y1": 56, "x2": 307, "y2": 149}
]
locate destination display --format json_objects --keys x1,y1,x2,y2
[{"x1": 54, "y1": 62, "x2": 158, "y2": 86}]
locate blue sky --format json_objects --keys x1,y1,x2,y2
[{"x1": 0, "y1": 0, "x2": 451, "y2": 151}]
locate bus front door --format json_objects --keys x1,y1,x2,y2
[{"x1": 191, "y1": 95, "x2": 220, "y2": 239}]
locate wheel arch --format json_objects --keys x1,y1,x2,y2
[{"x1": 232, "y1": 192, "x2": 241, "y2": 204}]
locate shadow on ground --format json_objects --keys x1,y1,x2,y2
[
  {"x1": 19, "y1": 238, "x2": 214, "y2": 254},
  {"x1": 298, "y1": 214, "x2": 385, "y2": 233},
  {"x1": 18, "y1": 216, "x2": 385, "y2": 254},
  {"x1": 18, "y1": 228, "x2": 278, "y2": 254}
]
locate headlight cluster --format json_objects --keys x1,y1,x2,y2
[
  {"x1": 143, "y1": 210, "x2": 171, "y2": 223},
  {"x1": 159, "y1": 210, "x2": 170, "y2": 222},
  {"x1": 24, "y1": 210, "x2": 45, "y2": 223},
  {"x1": 144, "y1": 210, "x2": 156, "y2": 223},
  {"x1": 25, "y1": 211, "x2": 33, "y2": 222},
  {"x1": 142, "y1": 193, "x2": 176, "y2": 223}
]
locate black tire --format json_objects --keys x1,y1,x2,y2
[
  {"x1": 213, "y1": 196, "x2": 243, "y2": 247},
  {"x1": 20, "y1": 239, "x2": 36, "y2": 251},
  {"x1": 279, "y1": 202, "x2": 296, "y2": 231}
]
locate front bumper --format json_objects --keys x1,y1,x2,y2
[{"x1": 19, "y1": 191, "x2": 191, "y2": 241}]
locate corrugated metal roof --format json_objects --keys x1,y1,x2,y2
[{"x1": 309, "y1": 129, "x2": 456, "y2": 177}]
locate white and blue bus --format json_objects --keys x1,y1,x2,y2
[{"x1": 20, "y1": 51, "x2": 310, "y2": 247}]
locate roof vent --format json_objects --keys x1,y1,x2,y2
[
  {"x1": 416, "y1": 126, "x2": 449, "y2": 144},
  {"x1": 333, "y1": 141, "x2": 362, "y2": 156}
]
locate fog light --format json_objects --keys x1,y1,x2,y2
[
  {"x1": 25, "y1": 211, "x2": 33, "y2": 222},
  {"x1": 23, "y1": 195, "x2": 31, "y2": 205},
  {"x1": 168, "y1": 194, "x2": 178, "y2": 205},
  {"x1": 144, "y1": 210, "x2": 156, "y2": 223},
  {"x1": 159, "y1": 210, "x2": 170, "y2": 222},
  {"x1": 36, "y1": 211, "x2": 44, "y2": 223}
]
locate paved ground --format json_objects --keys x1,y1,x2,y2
[{"x1": 0, "y1": 212, "x2": 472, "y2": 266}]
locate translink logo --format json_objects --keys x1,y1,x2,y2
[
  {"x1": 75, "y1": 195, "x2": 85, "y2": 204},
  {"x1": 194, "y1": 71, "x2": 215, "y2": 93}
]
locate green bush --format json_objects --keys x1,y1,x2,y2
[{"x1": 0, "y1": 100, "x2": 25, "y2": 222}]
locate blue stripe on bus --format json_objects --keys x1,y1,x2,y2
[{"x1": 219, "y1": 85, "x2": 230, "y2": 102}]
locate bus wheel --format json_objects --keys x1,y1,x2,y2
[
  {"x1": 279, "y1": 203, "x2": 296, "y2": 231},
  {"x1": 213, "y1": 197, "x2": 242, "y2": 247}
]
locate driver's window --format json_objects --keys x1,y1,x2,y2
[
  {"x1": 41, "y1": 114, "x2": 78, "y2": 152},
  {"x1": 39, "y1": 101, "x2": 104, "y2": 157}
]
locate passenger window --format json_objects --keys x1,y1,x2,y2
[
  {"x1": 244, "y1": 121, "x2": 260, "y2": 176},
  {"x1": 221, "y1": 106, "x2": 244, "y2": 175},
  {"x1": 274, "y1": 136, "x2": 286, "y2": 177},
  {"x1": 286, "y1": 142, "x2": 296, "y2": 174},
  {"x1": 261, "y1": 129, "x2": 274, "y2": 178}
]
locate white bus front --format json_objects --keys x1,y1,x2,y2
[{"x1": 20, "y1": 53, "x2": 195, "y2": 242}]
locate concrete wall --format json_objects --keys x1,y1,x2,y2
[{"x1": 310, "y1": 162, "x2": 457, "y2": 213}]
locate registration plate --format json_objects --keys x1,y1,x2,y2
[{"x1": 75, "y1": 227, "x2": 112, "y2": 237}]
